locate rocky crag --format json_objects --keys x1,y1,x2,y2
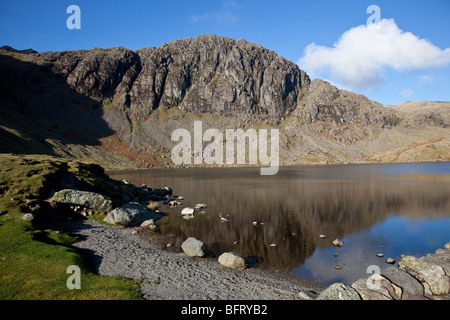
[{"x1": 0, "y1": 36, "x2": 448, "y2": 168}]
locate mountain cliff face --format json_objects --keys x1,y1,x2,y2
[
  {"x1": 28, "y1": 35, "x2": 309, "y2": 118},
  {"x1": 0, "y1": 35, "x2": 448, "y2": 167}
]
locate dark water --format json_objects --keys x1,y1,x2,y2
[{"x1": 108, "y1": 162, "x2": 450, "y2": 286}]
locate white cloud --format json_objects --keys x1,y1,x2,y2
[
  {"x1": 401, "y1": 88, "x2": 415, "y2": 98},
  {"x1": 418, "y1": 75, "x2": 435, "y2": 85},
  {"x1": 298, "y1": 19, "x2": 450, "y2": 91},
  {"x1": 190, "y1": 13, "x2": 211, "y2": 23},
  {"x1": 190, "y1": 1, "x2": 239, "y2": 25}
]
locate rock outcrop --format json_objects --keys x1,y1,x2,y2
[
  {"x1": 52, "y1": 189, "x2": 113, "y2": 212},
  {"x1": 27, "y1": 35, "x2": 309, "y2": 118}
]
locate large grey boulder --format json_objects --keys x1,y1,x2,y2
[
  {"x1": 399, "y1": 255, "x2": 450, "y2": 295},
  {"x1": 52, "y1": 189, "x2": 112, "y2": 212},
  {"x1": 422, "y1": 252, "x2": 450, "y2": 276},
  {"x1": 351, "y1": 278, "x2": 392, "y2": 300},
  {"x1": 382, "y1": 267, "x2": 424, "y2": 296},
  {"x1": 181, "y1": 237, "x2": 207, "y2": 257},
  {"x1": 218, "y1": 252, "x2": 247, "y2": 269},
  {"x1": 104, "y1": 202, "x2": 163, "y2": 227},
  {"x1": 351, "y1": 274, "x2": 402, "y2": 300},
  {"x1": 316, "y1": 283, "x2": 361, "y2": 300}
]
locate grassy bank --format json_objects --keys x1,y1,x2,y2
[{"x1": 0, "y1": 154, "x2": 143, "y2": 299}]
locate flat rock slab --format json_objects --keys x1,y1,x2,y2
[
  {"x1": 382, "y1": 266, "x2": 424, "y2": 296},
  {"x1": 52, "y1": 189, "x2": 112, "y2": 212},
  {"x1": 351, "y1": 278, "x2": 391, "y2": 300},
  {"x1": 316, "y1": 283, "x2": 361, "y2": 300}
]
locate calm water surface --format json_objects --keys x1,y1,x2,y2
[{"x1": 108, "y1": 162, "x2": 450, "y2": 286}]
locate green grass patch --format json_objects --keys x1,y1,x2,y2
[{"x1": 0, "y1": 154, "x2": 143, "y2": 300}]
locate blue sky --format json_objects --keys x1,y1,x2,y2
[{"x1": 1, "y1": 0, "x2": 449, "y2": 105}]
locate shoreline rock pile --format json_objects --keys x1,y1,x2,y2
[{"x1": 317, "y1": 242, "x2": 450, "y2": 300}]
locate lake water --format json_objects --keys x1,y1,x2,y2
[{"x1": 108, "y1": 162, "x2": 450, "y2": 286}]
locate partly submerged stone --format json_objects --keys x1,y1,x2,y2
[
  {"x1": 332, "y1": 239, "x2": 344, "y2": 247},
  {"x1": 181, "y1": 207, "x2": 195, "y2": 215},
  {"x1": 218, "y1": 252, "x2": 247, "y2": 269}
]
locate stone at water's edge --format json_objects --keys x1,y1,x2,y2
[
  {"x1": 52, "y1": 189, "x2": 113, "y2": 212},
  {"x1": 181, "y1": 237, "x2": 207, "y2": 257},
  {"x1": 218, "y1": 252, "x2": 247, "y2": 269},
  {"x1": 104, "y1": 202, "x2": 164, "y2": 227},
  {"x1": 381, "y1": 267, "x2": 424, "y2": 296}
]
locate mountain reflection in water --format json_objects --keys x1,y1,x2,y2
[{"x1": 108, "y1": 162, "x2": 450, "y2": 286}]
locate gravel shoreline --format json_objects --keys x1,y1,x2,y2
[{"x1": 70, "y1": 219, "x2": 325, "y2": 300}]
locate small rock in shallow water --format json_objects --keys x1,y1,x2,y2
[
  {"x1": 194, "y1": 203, "x2": 207, "y2": 210},
  {"x1": 332, "y1": 239, "x2": 344, "y2": 247},
  {"x1": 319, "y1": 234, "x2": 327, "y2": 239},
  {"x1": 181, "y1": 207, "x2": 194, "y2": 215},
  {"x1": 335, "y1": 265, "x2": 343, "y2": 270},
  {"x1": 377, "y1": 253, "x2": 385, "y2": 257},
  {"x1": 385, "y1": 258, "x2": 396, "y2": 264}
]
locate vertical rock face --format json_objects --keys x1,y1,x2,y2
[
  {"x1": 27, "y1": 35, "x2": 401, "y2": 129},
  {"x1": 35, "y1": 35, "x2": 310, "y2": 118},
  {"x1": 130, "y1": 36, "x2": 310, "y2": 117}
]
